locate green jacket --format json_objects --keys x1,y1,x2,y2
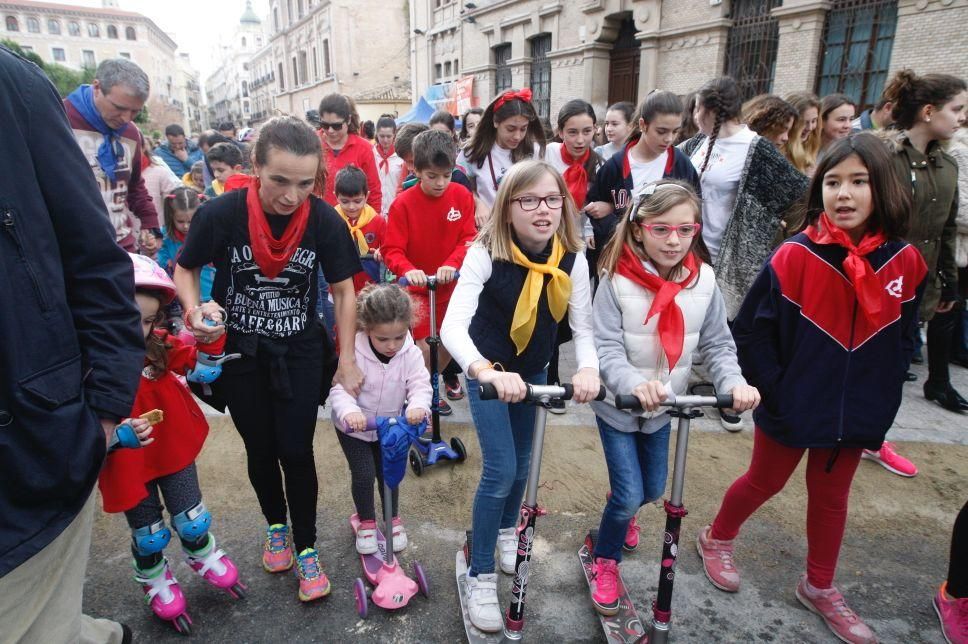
[{"x1": 891, "y1": 135, "x2": 960, "y2": 319}]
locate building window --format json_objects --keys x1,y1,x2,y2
[
  {"x1": 69, "y1": 21, "x2": 80, "y2": 36},
  {"x1": 287, "y1": 0, "x2": 293, "y2": 23},
  {"x1": 312, "y1": 46, "x2": 319, "y2": 79},
  {"x1": 52, "y1": 47, "x2": 66, "y2": 62},
  {"x1": 298, "y1": 0, "x2": 304, "y2": 18},
  {"x1": 323, "y1": 39, "x2": 331, "y2": 76},
  {"x1": 119, "y1": 52, "x2": 130, "y2": 60},
  {"x1": 242, "y1": 80, "x2": 249, "y2": 97},
  {"x1": 107, "y1": 24, "x2": 118, "y2": 39},
  {"x1": 125, "y1": 26, "x2": 136, "y2": 40},
  {"x1": 724, "y1": 0, "x2": 782, "y2": 101},
  {"x1": 88, "y1": 23, "x2": 100, "y2": 38},
  {"x1": 48, "y1": 18, "x2": 60, "y2": 34},
  {"x1": 242, "y1": 36, "x2": 247, "y2": 47},
  {"x1": 493, "y1": 44, "x2": 512, "y2": 94},
  {"x1": 454, "y1": 58, "x2": 459, "y2": 76},
  {"x1": 529, "y1": 35, "x2": 552, "y2": 120},
  {"x1": 27, "y1": 17, "x2": 39, "y2": 33},
  {"x1": 434, "y1": 63, "x2": 442, "y2": 82},
  {"x1": 816, "y1": 0, "x2": 898, "y2": 109},
  {"x1": 273, "y1": 7, "x2": 279, "y2": 31},
  {"x1": 278, "y1": 62, "x2": 285, "y2": 89},
  {"x1": 5, "y1": 16, "x2": 18, "y2": 32},
  {"x1": 244, "y1": 100, "x2": 250, "y2": 115},
  {"x1": 82, "y1": 50, "x2": 96, "y2": 68},
  {"x1": 292, "y1": 56, "x2": 298, "y2": 86},
  {"x1": 444, "y1": 61, "x2": 452, "y2": 78}
]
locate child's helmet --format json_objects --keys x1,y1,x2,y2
[
  {"x1": 237, "y1": 127, "x2": 255, "y2": 143},
  {"x1": 130, "y1": 253, "x2": 176, "y2": 304}
]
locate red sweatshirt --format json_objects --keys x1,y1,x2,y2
[
  {"x1": 382, "y1": 182, "x2": 477, "y2": 301},
  {"x1": 98, "y1": 332, "x2": 220, "y2": 513},
  {"x1": 319, "y1": 132, "x2": 383, "y2": 210}
]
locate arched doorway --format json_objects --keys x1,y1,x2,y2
[{"x1": 608, "y1": 16, "x2": 641, "y2": 106}]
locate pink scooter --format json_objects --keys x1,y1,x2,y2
[{"x1": 348, "y1": 417, "x2": 429, "y2": 618}]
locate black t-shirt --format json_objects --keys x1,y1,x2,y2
[{"x1": 178, "y1": 189, "x2": 360, "y2": 340}]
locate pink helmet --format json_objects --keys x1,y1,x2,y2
[{"x1": 130, "y1": 253, "x2": 176, "y2": 304}]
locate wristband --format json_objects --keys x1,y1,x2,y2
[{"x1": 182, "y1": 305, "x2": 200, "y2": 329}]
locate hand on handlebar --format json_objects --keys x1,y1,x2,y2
[
  {"x1": 405, "y1": 406, "x2": 429, "y2": 426},
  {"x1": 730, "y1": 385, "x2": 760, "y2": 413},
  {"x1": 343, "y1": 412, "x2": 367, "y2": 433},
  {"x1": 404, "y1": 269, "x2": 427, "y2": 287},
  {"x1": 570, "y1": 368, "x2": 601, "y2": 404},
  {"x1": 436, "y1": 265, "x2": 457, "y2": 284},
  {"x1": 477, "y1": 368, "x2": 528, "y2": 403},
  {"x1": 632, "y1": 380, "x2": 669, "y2": 412}
]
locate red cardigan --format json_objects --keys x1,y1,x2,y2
[
  {"x1": 98, "y1": 332, "x2": 220, "y2": 513},
  {"x1": 319, "y1": 132, "x2": 383, "y2": 211}
]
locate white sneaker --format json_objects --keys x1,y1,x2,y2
[
  {"x1": 497, "y1": 527, "x2": 517, "y2": 574},
  {"x1": 355, "y1": 520, "x2": 378, "y2": 555},
  {"x1": 466, "y1": 573, "x2": 502, "y2": 633},
  {"x1": 719, "y1": 410, "x2": 744, "y2": 433},
  {"x1": 391, "y1": 517, "x2": 407, "y2": 552}
]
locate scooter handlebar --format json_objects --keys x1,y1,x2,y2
[
  {"x1": 398, "y1": 271, "x2": 460, "y2": 288},
  {"x1": 479, "y1": 382, "x2": 607, "y2": 402},
  {"x1": 614, "y1": 392, "x2": 734, "y2": 411}
]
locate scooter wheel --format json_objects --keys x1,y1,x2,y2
[
  {"x1": 354, "y1": 577, "x2": 368, "y2": 619},
  {"x1": 413, "y1": 561, "x2": 430, "y2": 598},
  {"x1": 173, "y1": 614, "x2": 192, "y2": 635},
  {"x1": 450, "y1": 437, "x2": 467, "y2": 463},
  {"x1": 229, "y1": 583, "x2": 247, "y2": 599},
  {"x1": 409, "y1": 449, "x2": 424, "y2": 476}
]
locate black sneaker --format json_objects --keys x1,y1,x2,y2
[
  {"x1": 437, "y1": 399, "x2": 453, "y2": 416},
  {"x1": 905, "y1": 371, "x2": 918, "y2": 382},
  {"x1": 445, "y1": 375, "x2": 465, "y2": 400},
  {"x1": 719, "y1": 410, "x2": 743, "y2": 432},
  {"x1": 548, "y1": 398, "x2": 566, "y2": 415}
]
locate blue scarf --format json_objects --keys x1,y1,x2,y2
[{"x1": 66, "y1": 85, "x2": 127, "y2": 183}]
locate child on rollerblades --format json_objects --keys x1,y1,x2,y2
[
  {"x1": 98, "y1": 254, "x2": 243, "y2": 635},
  {"x1": 329, "y1": 283, "x2": 432, "y2": 554},
  {"x1": 588, "y1": 180, "x2": 759, "y2": 616},
  {"x1": 697, "y1": 133, "x2": 928, "y2": 644}
]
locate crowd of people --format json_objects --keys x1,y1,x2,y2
[{"x1": 0, "y1": 43, "x2": 966, "y2": 644}]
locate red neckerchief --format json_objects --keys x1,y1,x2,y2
[
  {"x1": 224, "y1": 174, "x2": 254, "y2": 192},
  {"x1": 615, "y1": 244, "x2": 700, "y2": 369},
  {"x1": 245, "y1": 182, "x2": 312, "y2": 279},
  {"x1": 172, "y1": 228, "x2": 186, "y2": 243},
  {"x1": 622, "y1": 138, "x2": 675, "y2": 180},
  {"x1": 140, "y1": 152, "x2": 152, "y2": 172},
  {"x1": 805, "y1": 212, "x2": 887, "y2": 323},
  {"x1": 560, "y1": 144, "x2": 591, "y2": 208},
  {"x1": 375, "y1": 143, "x2": 395, "y2": 174}
]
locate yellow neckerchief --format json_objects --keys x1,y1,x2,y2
[
  {"x1": 210, "y1": 179, "x2": 224, "y2": 196},
  {"x1": 509, "y1": 236, "x2": 571, "y2": 355},
  {"x1": 335, "y1": 203, "x2": 378, "y2": 255}
]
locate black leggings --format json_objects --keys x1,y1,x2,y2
[
  {"x1": 335, "y1": 429, "x2": 399, "y2": 522},
  {"x1": 125, "y1": 463, "x2": 205, "y2": 569},
  {"x1": 927, "y1": 307, "x2": 958, "y2": 387},
  {"x1": 220, "y1": 352, "x2": 323, "y2": 552},
  {"x1": 948, "y1": 500, "x2": 968, "y2": 598}
]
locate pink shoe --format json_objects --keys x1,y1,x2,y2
[
  {"x1": 591, "y1": 557, "x2": 620, "y2": 616},
  {"x1": 696, "y1": 524, "x2": 740, "y2": 592},
  {"x1": 185, "y1": 535, "x2": 246, "y2": 598},
  {"x1": 134, "y1": 559, "x2": 190, "y2": 626},
  {"x1": 862, "y1": 441, "x2": 918, "y2": 477},
  {"x1": 391, "y1": 517, "x2": 408, "y2": 552},
  {"x1": 263, "y1": 524, "x2": 294, "y2": 573},
  {"x1": 295, "y1": 548, "x2": 331, "y2": 602},
  {"x1": 623, "y1": 515, "x2": 640, "y2": 551},
  {"x1": 796, "y1": 575, "x2": 877, "y2": 643},
  {"x1": 935, "y1": 582, "x2": 968, "y2": 644}
]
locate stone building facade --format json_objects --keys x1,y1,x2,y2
[
  {"x1": 204, "y1": 1, "x2": 267, "y2": 129},
  {"x1": 410, "y1": 0, "x2": 968, "y2": 120}
]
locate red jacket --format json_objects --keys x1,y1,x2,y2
[
  {"x1": 382, "y1": 182, "x2": 477, "y2": 301},
  {"x1": 98, "y1": 332, "x2": 220, "y2": 513},
  {"x1": 337, "y1": 205, "x2": 388, "y2": 292},
  {"x1": 319, "y1": 132, "x2": 383, "y2": 211}
]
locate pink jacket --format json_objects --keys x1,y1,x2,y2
[{"x1": 329, "y1": 331, "x2": 433, "y2": 442}]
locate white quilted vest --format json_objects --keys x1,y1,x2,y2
[{"x1": 611, "y1": 262, "x2": 716, "y2": 417}]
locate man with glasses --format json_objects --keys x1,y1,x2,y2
[{"x1": 64, "y1": 58, "x2": 159, "y2": 251}]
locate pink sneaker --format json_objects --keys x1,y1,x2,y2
[
  {"x1": 591, "y1": 557, "x2": 620, "y2": 616},
  {"x1": 696, "y1": 524, "x2": 740, "y2": 592},
  {"x1": 862, "y1": 441, "x2": 918, "y2": 477},
  {"x1": 295, "y1": 548, "x2": 331, "y2": 602},
  {"x1": 795, "y1": 575, "x2": 877, "y2": 643},
  {"x1": 623, "y1": 515, "x2": 640, "y2": 551},
  {"x1": 935, "y1": 582, "x2": 968, "y2": 644},
  {"x1": 262, "y1": 524, "x2": 294, "y2": 573},
  {"x1": 391, "y1": 516, "x2": 408, "y2": 552}
]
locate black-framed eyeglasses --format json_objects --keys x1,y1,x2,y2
[
  {"x1": 512, "y1": 194, "x2": 565, "y2": 211},
  {"x1": 319, "y1": 120, "x2": 345, "y2": 131}
]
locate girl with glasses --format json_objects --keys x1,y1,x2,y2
[
  {"x1": 316, "y1": 93, "x2": 382, "y2": 212},
  {"x1": 586, "y1": 179, "x2": 758, "y2": 616}
]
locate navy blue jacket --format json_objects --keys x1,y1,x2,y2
[
  {"x1": 585, "y1": 138, "x2": 701, "y2": 251},
  {"x1": 0, "y1": 47, "x2": 144, "y2": 576},
  {"x1": 733, "y1": 232, "x2": 927, "y2": 450},
  {"x1": 155, "y1": 141, "x2": 205, "y2": 177}
]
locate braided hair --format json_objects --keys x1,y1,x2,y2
[{"x1": 695, "y1": 77, "x2": 743, "y2": 177}]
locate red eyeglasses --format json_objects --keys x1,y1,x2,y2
[{"x1": 638, "y1": 223, "x2": 703, "y2": 239}]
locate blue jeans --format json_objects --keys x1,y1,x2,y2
[
  {"x1": 593, "y1": 416, "x2": 671, "y2": 562},
  {"x1": 315, "y1": 267, "x2": 336, "y2": 340},
  {"x1": 467, "y1": 371, "x2": 547, "y2": 575}
]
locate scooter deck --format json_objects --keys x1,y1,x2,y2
[
  {"x1": 349, "y1": 514, "x2": 396, "y2": 582},
  {"x1": 579, "y1": 531, "x2": 648, "y2": 644},
  {"x1": 456, "y1": 531, "x2": 506, "y2": 643}
]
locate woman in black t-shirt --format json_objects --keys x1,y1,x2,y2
[{"x1": 174, "y1": 116, "x2": 363, "y2": 603}]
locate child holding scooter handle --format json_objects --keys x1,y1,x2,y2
[
  {"x1": 586, "y1": 179, "x2": 759, "y2": 618},
  {"x1": 440, "y1": 160, "x2": 601, "y2": 634}
]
